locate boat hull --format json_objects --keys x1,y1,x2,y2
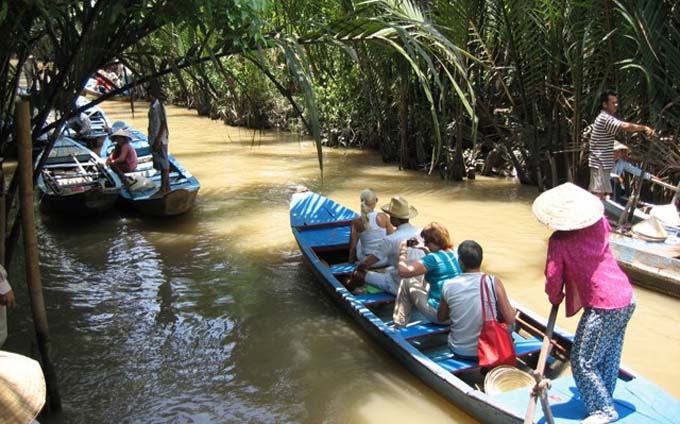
[
  {"x1": 122, "y1": 187, "x2": 198, "y2": 216},
  {"x1": 39, "y1": 186, "x2": 120, "y2": 215},
  {"x1": 609, "y1": 234, "x2": 680, "y2": 298}
]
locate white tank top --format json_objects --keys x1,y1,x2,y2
[{"x1": 357, "y1": 212, "x2": 387, "y2": 260}]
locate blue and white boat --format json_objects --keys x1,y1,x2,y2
[
  {"x1": 37, "y1": 136, "x2": 122, "y2": 214},
  {"x1": 98, "y1": 122, "x2": 200, "y2": 216},
  {"x1": 290, "y1": 190, "x2": 680, "y2": 423}
]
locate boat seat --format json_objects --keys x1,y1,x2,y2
[
  {"x1": 329, "y1": 263, "x2": 356, "y2": 275},
  {"x1": 297, "y1": 226, "x2": 352, "y2": 249},
  {"x1": 354, "y1": 292, "x2": 395, "y2": 307},
  {"x1": 396, "y1": 321, "x2": 449, "y2": 340},
  {"x1": 436, "y1": 333, "x2": 544, "y2": 374}
]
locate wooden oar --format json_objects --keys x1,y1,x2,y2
[
  {"x1": 524, "y1": 303, "x2": 559, "y2": 424},
  {"x1": 650, "y1": 177, "x2": 679, "y2": 192}
]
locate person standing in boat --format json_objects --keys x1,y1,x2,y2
[
  {"x1": 148, "y1": 80, "x2": 170, "y2": 196},
  {"x1": 609, "y1": 141, "x2": 657, "y2": 204},
  {"x1": 589, "y1": 89, "x2": 655, "y2": 199},
  {"x1": 437, "y1": 240, "x2": 515, "y2": 359},
  {"x1": 348, "y1": 189, "x2": 395, "y2": 264},
  {"x1": 346, "y1": 196, "x2": 423, "y2": 295},
  {"x1": 107, "y1": 128, "x2": 138, "y2": 174},
  {"x1": 392, "y1": 222, "x2": 462, "y2": 328},
  {"x1": 533, "y1": 182, "x2": 635, "y2": 424}
]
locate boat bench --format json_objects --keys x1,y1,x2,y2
[
  {"x1": 435, "y1": 334, "x2": 544, "y2": 374},
  {"x1": 298, "y1": 227, "x2": 352, "y2": 250},
  {"x1": 396, "y1": 321, "x2": 449, "y2": 340}
]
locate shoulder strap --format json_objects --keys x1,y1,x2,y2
[{"x1": 479, "y1": 274, "x2": 490, "y2": 321}]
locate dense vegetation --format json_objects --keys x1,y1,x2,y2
[{"x1": 2, "y1": 0, "x2": 680, "y2": 192}]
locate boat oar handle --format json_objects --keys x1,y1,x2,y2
[
  {"x1": 524, "y1": 303, "x2": 559, "y2": 424},
  {"x1": 650, "y1": 177, "x2": 680, "y2": 192}
]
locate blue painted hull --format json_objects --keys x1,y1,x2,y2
[
  {"x1": 99, "y1": 123, "x2": 200, "y2": 216},
  {"x1": 290, "y1": 191, "x2": 680, "y2": 423}
]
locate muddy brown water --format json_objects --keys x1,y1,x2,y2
[{"x1": 5, "y1": 101, "x2": 678, "y2": 423}]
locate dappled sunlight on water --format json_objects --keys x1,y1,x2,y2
[{"x1": 6, "y1": 100, "x2": 674, "y2": 424}]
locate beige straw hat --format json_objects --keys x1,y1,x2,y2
[
  {"x1": 649, "y1": 204, "x2": 680, "y2": 227},
  {"x1": 532, "y1": 182, "x2": 604, "y2": 231},
  {"x1": 381, "y1": 196, "x2": 418, "y2": 219},
  {"x1": 632, "y1": 216, "x2": 668, "y2": 241},
  {"x1": 613, "y1": 141, "x2": 630, "y2": 151},
  {"x1": 0, "y1": 351, "x2": 46, "y2": 424}
]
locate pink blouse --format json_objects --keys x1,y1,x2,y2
[{"x1": 545, "y1": 217, "x2": 633, "y2": 317}]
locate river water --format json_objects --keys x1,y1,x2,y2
[{"x1": 6, "y1": 101, "x2": 679, "y2": 423}]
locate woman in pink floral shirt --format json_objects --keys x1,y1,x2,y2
[{"x1": 534, "y1": 183, "x2": 635, "y2": 424}]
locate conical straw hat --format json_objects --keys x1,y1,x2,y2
[
  {"x1": 0, "y1": 351, "x2": 46, "y2": 424},
  {"x1": 532, "y1": 183, "x2": 604, "y2": 231},
  {"x1": 649, "y1": 204, "x2": 680, "y2": 227},
  {"x1": 632, "y1": 216, "x2": 668, "y2": 241}
]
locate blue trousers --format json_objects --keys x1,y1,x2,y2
[{"x1": 571, "y1": 302, "x2": 636, "y2": 417}]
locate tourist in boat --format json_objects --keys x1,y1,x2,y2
[
  {"x1": 346, "y1": 196, "x2": 423, "y2": 295},
  {"x1": 392, "y1": 222, "x2": 462, "y2": 328},
  {"x1": 532, "y1": 182, "x2": 635, "y2": 424},
  {"x1": 148, "y1": 80, "x2": 170, "y2": 196},
  {"x1": 348, "y1": 189, "x2": 395, "y2": 264},
  {"x1": 588, "y1": 89, "x2": 655, "y2": 200},
  {"x1": 437, "y1": 240, "x2": 515, "y2": 359},
  {"x1": 106, "y1": 128, "x2": 138, "y2": 174},
  {"x1": 609, "y1": 141, "x2": 655, "y2": 204}
]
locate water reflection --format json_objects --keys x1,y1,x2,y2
[{"x1": 4, "y1": 100, "x2": 673, "y2": 424}]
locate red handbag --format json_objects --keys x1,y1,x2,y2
[{"x1": 477, "y1": 274, "x2": 516, "y2": 368}]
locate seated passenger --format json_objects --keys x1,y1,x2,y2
[
  {"x1": 346, "y1": 196, "x2": 423, "y2": 295},
  {"x1": 348, "y1": 189, "x2": 395, "y2": 264},
  {"x1": 437, "y1": 240, "x2": 515, "y2": 359},
  {"x1": 392, "y1": 222, "x2": 462, "y2": 328},
  {"x1": 106, "y1": 128, "x2": 138, "y2": 174}
]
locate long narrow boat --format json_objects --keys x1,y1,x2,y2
[
  {"x1": 290, "y1": 191, "x2": 680, "y2": 423},
  {"x1": 37, "y1": 136, "x2": 122, "y2": 214},
  {"x1": 98, "y1": 122, "x2": 200, "y2": 216},
  {"x1": 601, "y1": 199, "x2": 680, "y2": 297}
]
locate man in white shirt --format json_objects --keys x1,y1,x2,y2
[
  {"x1": 347, "y1": 196, "x2": 424, "y2": 295},
  {"x1": 0, "y1": 265, "x2": 15, "y2": 347}
]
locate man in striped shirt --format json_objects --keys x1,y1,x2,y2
[{"x1": 589, "y1": 90, "x2": 655, "y2": 199}]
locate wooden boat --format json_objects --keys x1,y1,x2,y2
[
  {"x1": 609, "y1": 232, "x2": 680, "y2": 298},
  {"x1": 603, "y1": 198, "x2": 650, "y2": 226},
  {"x1": 290, "y1": 191, "x2": 680, "y2": 423},
  {"x1": 37, "y1": 136, "x2": 122, "y2": 214},
  {"x1": 97, "y1": 123, "x2": 200, "y2": 216},
  {"x1": 600, "y1": 199, "x2": 680, "y2": 297}
]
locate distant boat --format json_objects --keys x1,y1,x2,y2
[
  {"x1": 37, "y1": 136, "x2": 122, "y2": 214},
  {"x1": 290, "y1": 190, "x2": 680, "y2": 423},
  {"x1": 97, "y1": 122, "x2": 200, "y2": 216}
]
